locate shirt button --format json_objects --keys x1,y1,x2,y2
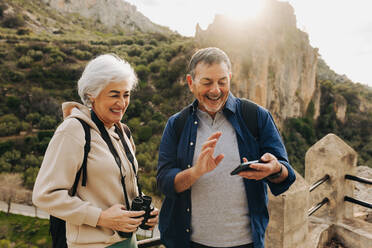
[
  {"x1": 186, "y1": 208, "x2": 190, "y2": 212},
  {"x1": 186, "y1": 228, "x2": 190, "y2": 233},
  {"x1": 190, "y1": 142, "x2": 194, "y2": 146},
  {"x1": 187, "y1": 164, "x2": 191, "y2": 168},
  {"x1": 194, "y1": 121, "x2": 198, "y2": 125}
]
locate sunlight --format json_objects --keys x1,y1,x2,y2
[{"x1": 216, "y1": 0, "x2": 264, "y2": 21}]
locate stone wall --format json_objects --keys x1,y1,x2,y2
[{"x1": 266, "y1": 133, "x2": 372, "y2": 248}]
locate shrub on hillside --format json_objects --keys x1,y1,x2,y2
[
  {"x1": 15, "y1": 43, "x2": 29, "y2": 54},
  {"x1": 27, "y1": 49, "x2": 43, "y2": 61},
  {"x1": 135, "y1": 38, "x2": 144, "y2": 46},
  {"x1": 27, "y1": 64, "x2": 44, "y2": 81},
  {"x1": 149, "y1": 59, "x2": 167, "y2": 73},
  {"x1": 48, "y1": 47, "x2": 66, "y2": 61},
  {"x1": 2, "y1": 14, "x2": 25, "y2": 28},
  {"x1": 24, "y1": 167, "x2": 39, "y2": 189},
  {"x1": 72, "y1": 49, "x2": 92, "y2": 60},
  {"x1": 0, "y1": 114, "x2": 21, "y2": 136},
  {"x1": 123, "y1": 38, "x2": 134, "y2": 45},
  {"x1": 137, "y1": 126, "x2": 152, "y2": 142},
  {"x1": 6, "y1": 96, "x2": 21, "y2": 111},
  {"x1": 149, "y1": 39, "x2": 157, "y2": 46},
  {"x1": 127, "y1": 46, "x2": 142, "y2": 57},
  {"x1": 4, "y1": 70, "x2": 25, "y2": 82},
  {"x1": 17, "y1": 55, "x2": 33, "y2": 68},
  {"x1": 135, "y1": 64, "x2": 150, "y2": 81},
  {"x1": 37, "y1": 130, "x2": 54, "y2": 141},
  {"x1": 38, "y1": 115, "x2": 57, "y2": 130},
  {"x1": 29, "y1": 42, "x2": 49, "y2": 52},
  {"x1": 0, "y1": 150, "x2": 21, "y2": 172},
  {"x1": 144, "y1": 45, "x2": 153, "y2": 51},
  {"x1": 0, "y1": 140, "x2": 14, "y2": 156},
  {"x1": 20, "y1": 121, "x2": 31, "y2": 132},
  {"x1": 16, "y1": 27, "x2": 30, "y2": 35}
]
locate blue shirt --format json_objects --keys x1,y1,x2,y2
[{"x1": 157, "y1": 93, "x2": 296, "y2": 248}]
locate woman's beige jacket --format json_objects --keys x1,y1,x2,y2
[{"x1": 33, "y1": 102, "x2": 139, "y2": 248}]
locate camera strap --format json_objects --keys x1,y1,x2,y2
[
  {"x1": 114, "y1": 125, "x2": 142, "y2": 196},
  {"x1": 91, "y1": 110, "x2": 131, "y2": 210}
]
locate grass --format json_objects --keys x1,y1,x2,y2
[{"x1": 0, "y1": 212, "x2": 51, "y2": 247}]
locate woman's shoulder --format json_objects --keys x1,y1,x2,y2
[{"x1": 55, "y1": 117, "x2": 87, "y2": 142}]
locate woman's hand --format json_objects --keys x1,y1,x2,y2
[
  {"x1": 97, "y1": 204, "x2": 145, "y2": 233},
  {"x1": 144, "y1": 208, "x2": 159, "y2": 230}
]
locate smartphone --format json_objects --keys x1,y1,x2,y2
[{"x1": 230, "y1": 160, "x2": 261, "y2": 175}]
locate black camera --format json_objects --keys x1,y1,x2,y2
[{"x1": 118, "y1": 195, "x2": 155, "y2": 238}]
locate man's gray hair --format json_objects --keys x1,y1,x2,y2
[
  {"x1": 78, "y1": 54, "x2": 138, "y2": 107},
  {"x1": 187, "y1": 47, "x2": 231, "y2": 79}
]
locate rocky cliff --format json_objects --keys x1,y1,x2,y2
[
  {"x1": 195, "y1": 0, "x2": 319, "y2": 128},
  {"x1": 42, "y1": 0, "x2": 171, "y2": 34}
]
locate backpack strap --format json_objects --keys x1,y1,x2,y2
[
  {"x1": 71, "y1": 118, "x2": 91, "y2": 196},
  {"x1": 122, "y1": 124, "x2": 131, "y2": 140},
  {"x1": 174, "y1": 105, "x2": 191, "y2": 145},
  {"x1": 240, "y1": 98, "x2": 259, "y2": 140}
]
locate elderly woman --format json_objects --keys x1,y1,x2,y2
[{"x1": 33, "y1": 54, "x2": 159, "y2": 248}]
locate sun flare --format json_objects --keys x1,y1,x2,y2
[{"x1": 216, "y1": 0, "x2": 264, "y2": 21}]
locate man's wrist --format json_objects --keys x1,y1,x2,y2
[
  {"x1": 266, "y1": 163, "x2": 283, "y2": 180},
  {"x1": 189, "y1": 166, "x2": 202, "y2": 180}
]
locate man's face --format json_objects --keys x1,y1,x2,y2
[{"x1": 187, "y1": 62, "x2": 231, "y2": 118}]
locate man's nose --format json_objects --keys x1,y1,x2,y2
[{"x1": 210, "y1": 82, "x2": 221, "y2": 94}]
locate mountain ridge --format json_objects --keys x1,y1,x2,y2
[{"x1": 41, "y1": 0, "x2": 172, "y2": 34}]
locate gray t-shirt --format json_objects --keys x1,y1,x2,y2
[{"x1": 190, "y1": 109, "x2": 252, "y2": 247}]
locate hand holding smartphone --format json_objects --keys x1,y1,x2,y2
[{"x1": 230, "y1": 159, "x2": 263, "y2": 175}]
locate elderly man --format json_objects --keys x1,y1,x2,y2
[{"x1": 157, "y1": 47, "x2": 296, "y2": 248}]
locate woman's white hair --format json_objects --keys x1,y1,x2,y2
[{"x1": 78, "y1": 54, "x2": 138, "y2": 107}]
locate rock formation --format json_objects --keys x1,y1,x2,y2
[
  {"x1": 195, "y1": 0, "x2": 319, "y2": 128},
  {"x1": 42, "y1": 0, "x2": 171, "y2": 34}
]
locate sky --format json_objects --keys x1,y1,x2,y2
[{"x1": 124, "y1": 0, "x2": 372, "y2": 87}]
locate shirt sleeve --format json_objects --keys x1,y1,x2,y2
[
  {"x1": 32, "y1": 119, "x2": 101, "y2": 227},
  {"x1": 157, "y1": 117, "x2": 183, "y2": 199},
  {"x1": 257, "y1": 107, "x2": 296, "y2": 196}
]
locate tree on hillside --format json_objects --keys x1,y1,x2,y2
[{"x1": 0, "y1": 173, "x2": 23, "y2": 214}]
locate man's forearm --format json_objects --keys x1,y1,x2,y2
[{"x1": 174, "y1": 167, "x2": 201, "y2": 193}]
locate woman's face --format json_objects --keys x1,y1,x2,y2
[{"x1": 91, "y1": 81, "x2": 131, "y2": 127}]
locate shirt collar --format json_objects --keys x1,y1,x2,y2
[{"x1": 223, "y1": 92, "x2": 237, "y2": 114}]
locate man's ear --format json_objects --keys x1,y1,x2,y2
[
  {"x1": 186, "y1": 74, "x2": 193, "y2": 92},
  {"x1": 229, "y1": 72, "x2": 232, "y2": 80}
]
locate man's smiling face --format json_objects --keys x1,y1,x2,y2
[{"x1": 187, "y1": 61, "x2": 231, "y2": 118}]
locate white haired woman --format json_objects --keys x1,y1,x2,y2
[{"x1": 33, "y1": 54, "x2": 159, "y2": 248}]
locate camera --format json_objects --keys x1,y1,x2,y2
[{"x1": 118, "y1": 195, "x2": 155, "y2": 238}]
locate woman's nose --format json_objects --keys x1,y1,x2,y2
[{"x1": 116, "y1": 97, "x2": 126, "y2": 107}]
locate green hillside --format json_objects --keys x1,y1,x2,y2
[{"x1": 0, "y1": 0, "x2": 197, "y2": 197}]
